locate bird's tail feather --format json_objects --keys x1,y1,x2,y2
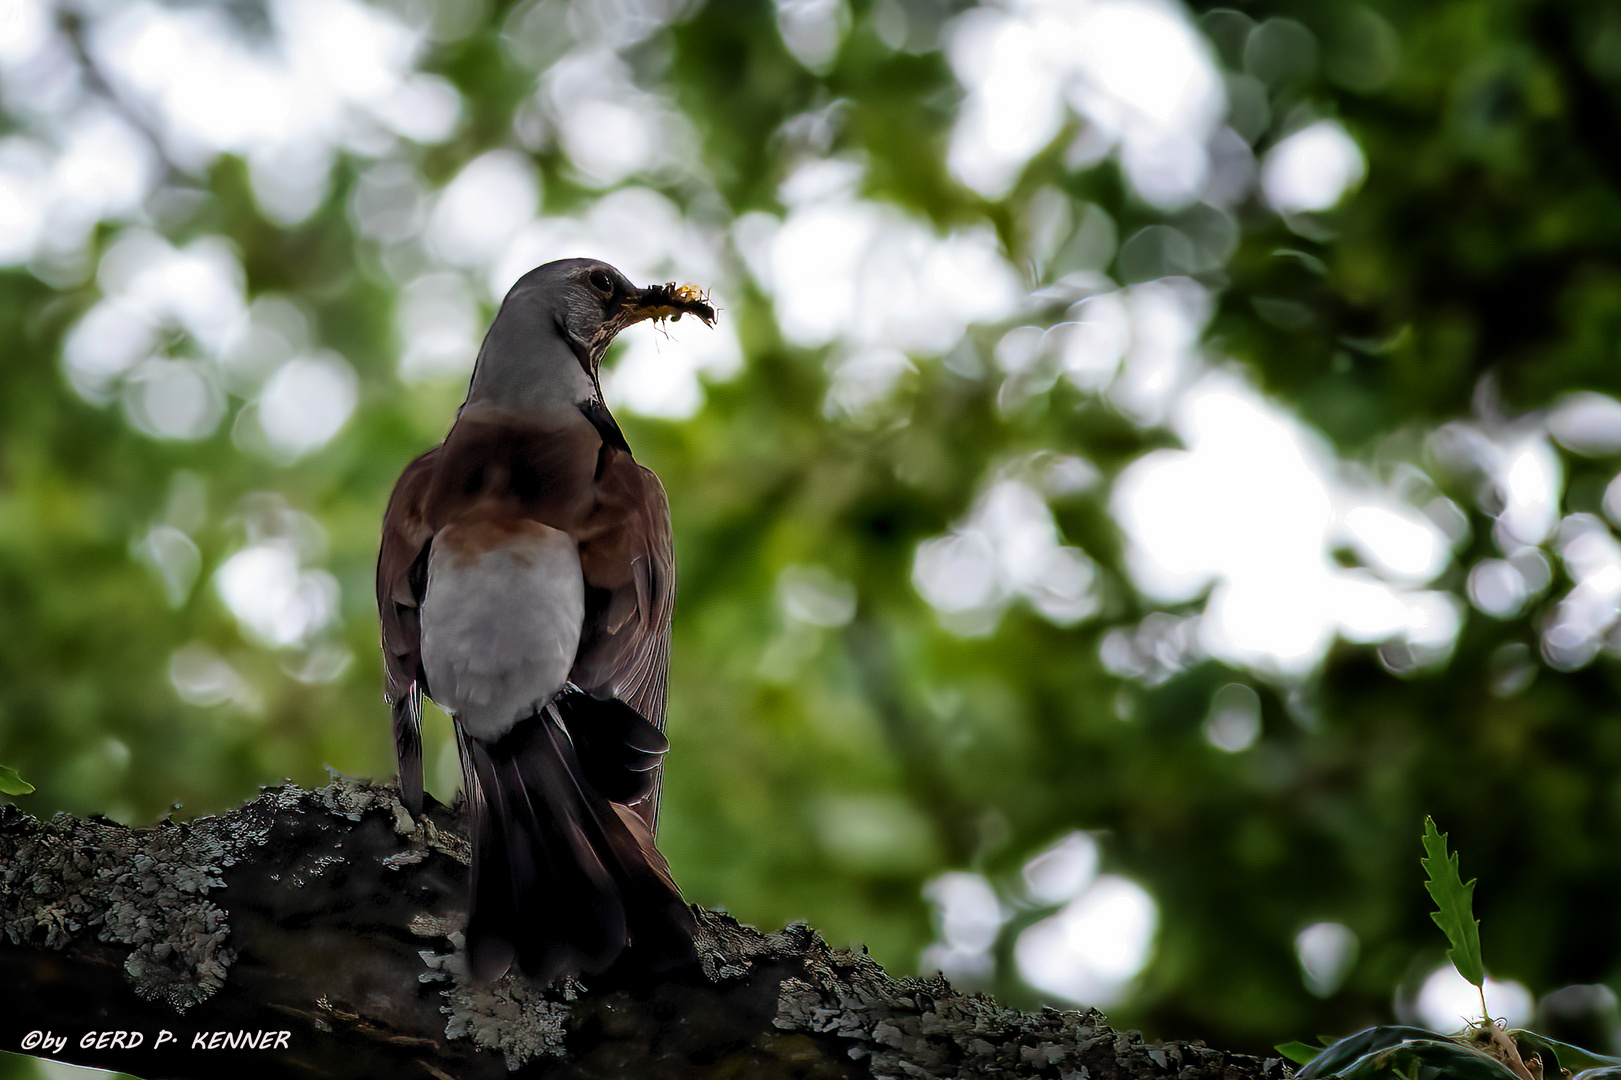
[
  {"x1": 458, "y1": 707, "x2": 695, "y2": 984},
  {"x1": 553, "y1": 690, "x2": 667, "y2": 804},
  {"x1": 393, "y1": 686, "x2": 424, "y2": 817}
]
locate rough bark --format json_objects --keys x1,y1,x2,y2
[{"x1": 0, "y1": 779, "x2": 1293, "y2": 1080}]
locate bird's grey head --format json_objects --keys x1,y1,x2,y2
[{"x1": 465, "y1": 258, "x2": 714, "y2": 413}]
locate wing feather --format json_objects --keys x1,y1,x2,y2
[
  {"x1": 571, "y1": 451, "x2": 676, "y2": 832},
  {"x1": 377, "y1": 446, "x2": 440, "y2": 814}
]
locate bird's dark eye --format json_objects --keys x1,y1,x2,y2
[{"x1": 588, "y1": 269, "x2": 614, "y2": 295}]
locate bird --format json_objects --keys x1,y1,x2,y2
[{"x1": 376, "y1": 257, "x2": 715, "y2": 983}]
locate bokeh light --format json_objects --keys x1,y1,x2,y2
[
  {"x1": 1409, "y1": 966, "x2": 1533, "y2": 1033},
  {"x1": 1015, "y1": 875, "x2": 1159, "y2": 1008},
  {"x1": 1112, "y1": 369, "x2": 1458, "y2": 678},
  {"x1": 1260, "y1": 119, "x2": 1365, "y2": 214},
  {"x1": 1295, "y1": 921, "x2": 1358, "y2": 997}
]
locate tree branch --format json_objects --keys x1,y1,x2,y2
[{"x1": 1, "y1": 780, "x2": 1291, "y2": 1079}]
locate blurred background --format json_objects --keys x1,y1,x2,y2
[{"x1": 6, "y1": 0, "x2": 1621, "y2": 1075}]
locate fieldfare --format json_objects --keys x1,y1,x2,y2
[{"x1": 377, "y1": 258, "x2": 714, "y2": 982}]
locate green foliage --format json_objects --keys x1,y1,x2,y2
[
  {"x1": 1296, "y1": 834, "x2": 1621, "y2": 1077},
  {"x1": 0, "y1": 763, "x2": 32, "y2": 796},
  {"x1": 1297, "y1": 1028, "x2": 1455, "y2": 1080},
  {"x1": 1333, "y1": 1039, "x2": 1520, "y2": 1080},
  {"x1": 1277, "y1": 1040, "x2": 1327, "y2": 1065},
  {"x1": 1510, "y1": 1031, "x2": 1621, "y2": 1074},
  {"x1": 1296, "y1": 1025, "x2": 1560, "y2": 1080},
  {"x1": 1295, "y1": 1024, "x2": 1621, "y2": 1080},
  {"x1": 1421, "y1": 817, "x2": 1486, "y2": 996}
]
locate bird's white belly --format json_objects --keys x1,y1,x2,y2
[{"x1": 419, "y1": 521, "x2": 583, "y2": 741}]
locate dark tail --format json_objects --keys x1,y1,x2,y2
[
  {"x1": 393, "y1": 686, "x2": 424, "y2": 818},
  {"x1": 457, "y1": 697, "x2": 696, "y2": 984}
]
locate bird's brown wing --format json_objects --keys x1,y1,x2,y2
[
  {"x1": 377, "y1": 445, "x2": 440, "y2": 815},
  {"x1": 571, "y1": 447, "x2": 676, "y2": 831}
]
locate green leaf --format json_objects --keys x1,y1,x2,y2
[
  {"x1": 1421, "y1": 817, "x2": 1485, "y2": 988},
  {"x1": 1278, "y1": 1042, "x2": 1325, "y2": 1065},
  {"x1": 1510, "y1": 1031, "x2": 1621, "y2": 1073},
  {"x1": 1336, "y1": 1040, "x2": 1520, "y2": 1080},
  {"x1": 0, "y1": 764, "x2": 33, "y2": 795},
  {"x1": 1295, "y1": 1027, "x2": 1449, "y2": 1080}
]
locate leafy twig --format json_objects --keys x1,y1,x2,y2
[{"x1": 1421, "y1": 817, "x2": 1487, "y2": 1023}]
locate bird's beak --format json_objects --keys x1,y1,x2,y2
[{"x1": 623, "y1": 282, "x2": 717, "y2": 328}]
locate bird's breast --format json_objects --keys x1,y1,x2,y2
[
  {"x1": 419, "y1": 519, "x2": 585, "y2": 738},
  {"x1": 426, "y1": 414, "x2": 600, "y2": 533}
]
